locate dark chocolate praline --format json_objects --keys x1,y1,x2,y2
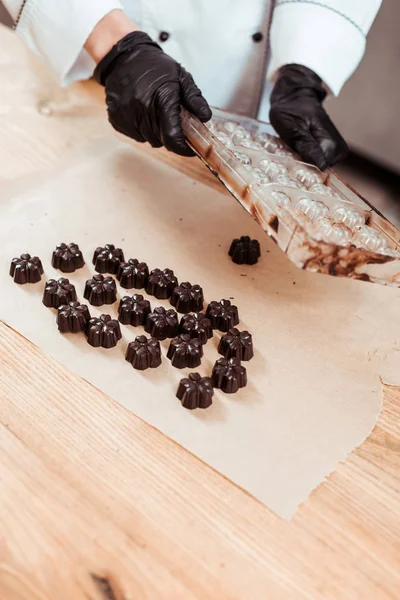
[
  {"x1": 84, "y1": 274, "x2": 117, "y2": 306},
  {"x1": 167, "y1": 334, "x2": 203, "y2": 369},
  {"x1": 218, "y1": 328, "x2": 254, "y2": 361},
  {"x1": 42, "y1": 278, "x2": 77, "y2": 308},
  {"x1": 125, "y1": 335, "x2": 162, "y2": 370},
  {"x1": 86, "y1": 314, "x2": 122, "y2": 348},
  {"x1": 51, "y1": 243, "x2": 84, "y2": 273},
  {"x1": 93, "y1": 244, "x2": 125, "y2": 274},
  {"x1": 205, "y1": 299, "x2": 239, "y2": 332},
  {"x1": 229, "y1": 236, "x2": 260, "y2": 265},
  {"x1": 179, "y1": 312, "x2": 213, "y2": 345},
  {"x1": 176, "y1": 373, "x2": 214, "y2": 409},
  {"x1": 145, "y1": 268, "x2": 178, "y2": 300},
  {"x1": 170, "y1": 281, "x2": 204, "y2": 313},
  {"x1": 118, "y1": 294, "x2": 151, "y2": 326},
  {"x1": 211, "y1": 357, "x2": 247, "y2": 394},
  {"x1": 144, "y1": 306, "x2": 179, "y2": 340},
  {"x1": 10, "y1": 253, "x2": 43, "y2": 284},
  {"x1": 117, "y1": 258, "x2": 149, "y2": 289},
  {"x1": 57, "y1": 301, "x2": 91, "y2": 333}
]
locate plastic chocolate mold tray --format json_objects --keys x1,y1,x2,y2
[{"x1": 182, "y1": 107, "x2": 400, "y2": 286}]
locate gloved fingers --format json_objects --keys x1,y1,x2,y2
[
  {"x1": 269, "y1": 109, "x2": 329, "y2": 170},
  {"x1": 179, "y1": 69, "x2": 212, "y2": 123},
  {"x1": 157, "y1": 84, "x2": 195, "y2": 156},
  {"x1": 310, "y1": 113, "x2": 349, "y2": 167}
]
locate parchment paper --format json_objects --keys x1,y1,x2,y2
[{"x1": 1, "y1": 135, "x2": 399, "y2": 518}]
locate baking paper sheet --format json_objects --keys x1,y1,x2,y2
[{"x1": 1, "y1": 136, "x2": 399, "y2": 519}]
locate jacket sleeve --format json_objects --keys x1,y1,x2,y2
[
  {"x1": 267, "y1": 0, "x2": 382, "y2": 95},
  {"x1": 2, "y1": 0, "x2": 123, "y2": 85}
]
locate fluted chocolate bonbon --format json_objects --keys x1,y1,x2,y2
[
  {"x1": 125, "y1": 335, "x2": 162, "y2": 370},
  {"x1": 176, "y1": 373, "x2": 214, "y2": 410},
  {"x1": 84, "y1": 274, "x2": 117, "y2": 306},
  {"x1": 218, "y1": 328, "x2": 254, "y2": 361},
  {"x1": 205, "y1": 299, "x2": 239, "y2": 332},
  {"x1": 93, "y1": 244, "x2": 125, "y2": 274},
  {"x1": 57, "y1": 301, "x2": 91, "y2": 333},
  {"x1": 144, "y1": 306, "x2": 179, "y2": 340},
  {"x1": 117, "y1": 258, "x2": 149, "y2": 289},
  {"x1": 42, "y1": 278, "x2": 77, "y2": 308},
  {"x1": 167, "y1": 334, "x2": 203, "y2": 369},
  {"x1": 211, "y1": 357, "x2": 247, "y2": 393},
  {"x1": 145, "y1": 268, "x2": 178, "y2": 299},
  {"x1": 118, "y1": 294, "x2": 151, "y2": 326},
  {"x1": 179, "y1": 312, "x2": 213, "y2": 345},
  {"x1": 86, "y1": 314, "x2": 122, "y2": 348},
  {"x1": 170, "y1": 282, "x2": 204, "y2": 313},
  {"x1": 10, "y1": 253, "x2": 43, "y2": 284},
  {"x1": 229, "y1": 236, "x2": 260, "y2": 265},
  {"x1": 52, "y1": 243, "x2": 84, "y2": 273}
]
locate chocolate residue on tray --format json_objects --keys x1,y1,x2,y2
[
  {"x1": 90, "y1": 574, "x2": 124, "y2": 600},
  {"x1": 268, "y1": 215, "x2": 279, "y2": 233},
  {"x1": 302, "y1": 242, "x2": 394, "y2": 279}
]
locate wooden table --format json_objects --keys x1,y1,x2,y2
[{"x1": 1, "y1": 35, "x2": 400, "y2": 600}]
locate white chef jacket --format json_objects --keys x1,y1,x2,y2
[{"x1": 4, "y1": 0, "x2": 382, "y2": 121}]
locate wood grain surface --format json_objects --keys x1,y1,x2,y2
[{"x1": 0, "y1": 37, "x2": 399, "y2": 597}]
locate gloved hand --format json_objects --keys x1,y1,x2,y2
[
  {"x1": 269, "y1": 64, "x2": 348, "y2": 170},
  {"x1": 94, "y1": 31, "x2": 212, "y2": 156}
]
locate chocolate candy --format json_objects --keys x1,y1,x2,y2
[
  {"x1": 211, "y1": 357, "x2": 247, "y2": 393},
  {"x1": 179, "y1": 312, "x2": 213, "y2": 345},
  {"x1": 57, "y1": 301, "x2": 91, "y2": 333},
  {"x1": 10, "y1": 253, "x2": 43, "y2": 284},
  {"x1": 118, "y1": 294, "x2": 151, "y2": 326},
  {"x1": 218, "y1": 328, "x2": 254, "y2": 361},
  {"x1": 117, "y1": 259, "x2": 149, "y2": 289},
  {"x1": 51, "y1": 243, "x2": 84, "y2": 273},
  {"x1": 229, "y1": 236, "x2": 260, "y2": 265},
  {"x1": 144, "y1": 306, "x2": 179, "y2": 340},
  {"x1": 42, "y1": 278, "x2": 77, "y2": 308},
  {"x1": 176, "y1": 373, "x2": 214, "y2": 409},
  {"x1": 170, "y1": 282, "x2": 204, "y2": 313},
  {"x1": 93, "y1": 244, "x2": 125, "y2": 274},
  {"x1": 86, "y1": 314, "x2": 122, "y2": 348},
  {"x1": 145, "y1": 268, "x2": 178, "y2": 299},
  {"x1": 205, "y1": 299, "x2": 239, "y2": 332},
  {"x1": 84, "y1": 274, "x2": 117, "y2": 306},
  {"x1": 125, "y1": 335, "x2": 162, "y2": 370},
  {"x1": 167, "y1": 334, "x2": 203, "y2": 369}
]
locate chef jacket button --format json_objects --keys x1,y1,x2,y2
[
  {"x1": 159, "y1": 31, "x2": 170, "y2": 42},
  {"x1": 252, "y1": 32, "x2": 263, "y2": 43}
]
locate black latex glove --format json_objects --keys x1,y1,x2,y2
[
  {"x1": 269, "y1": 64, "x2": 348, "y2": 170},
  {"x1": 94, "y1": 31, "x2": 212, "y2": 156}
]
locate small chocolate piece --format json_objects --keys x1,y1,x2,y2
[
  {"x1": 118, "y1": 294, "x2": 151, "y2": 326},
  {"x1": 205, "y1": 299, "x2": 239, "y2": 332},
  {"x1": 179, "y1": 312, "x2": 213, "y2": 345},
  {"x1": 51, "y1": 243, "x2": 84, "y2": 273},
  {"x1": 86, "y1": 314, "x2": 122, "y2": 348},
  {"x1": 218, "y1": 328, "x2": 254, "y2": 361},
  {"x1": 176, "y1": 373, "x2": 214, "y2": 409},
  {"x1": 57, "y1": 301, "x2": 91, "y2": 333},
  {"x1": 117, "y1": 259, "x2": 149, "y2": 289},
  {"x1": 167, "y1": 334, "x2": 203, "y2": 369},
  {"x1": 170, "y1": 282, "x2": 204, "y2": 313},
  {"x1": 125, "y1": 335, "x2": 162, "y2": 370},
  {"x1": 211, "y1": 357, "x2": 247, "y2": 393},
  {"x1": 10, "y1": 253, "x2": 43, "y2": 284},
  {"x1": 84, "y1": 274, "x2": 117, "y2": 306},
  {"x1": 42, "y1": 278, "x2": 77, "y2": 308},
  {"x1": 144, "y1": 306, "x2": 179, "y2": 340},
  {"x1": 145, "y1": 268, "x2": 178, "y2": 299},
  {"x1": 93, "y1": 244, "x2": 125, "y2": 274},
  {"x1": 229, "y1": 236, "x2": 260, "y2": 265}
]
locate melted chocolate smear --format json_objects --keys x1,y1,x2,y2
[
  {"x1": 268, "y1": 215, "x2": 279, "y2": 233},
  {"x1": 302, "y1": 241, "x2": 394, "y2": 279},
  {"x1": 91, "y1": 574, "x2": 124, "y2": 600}
]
